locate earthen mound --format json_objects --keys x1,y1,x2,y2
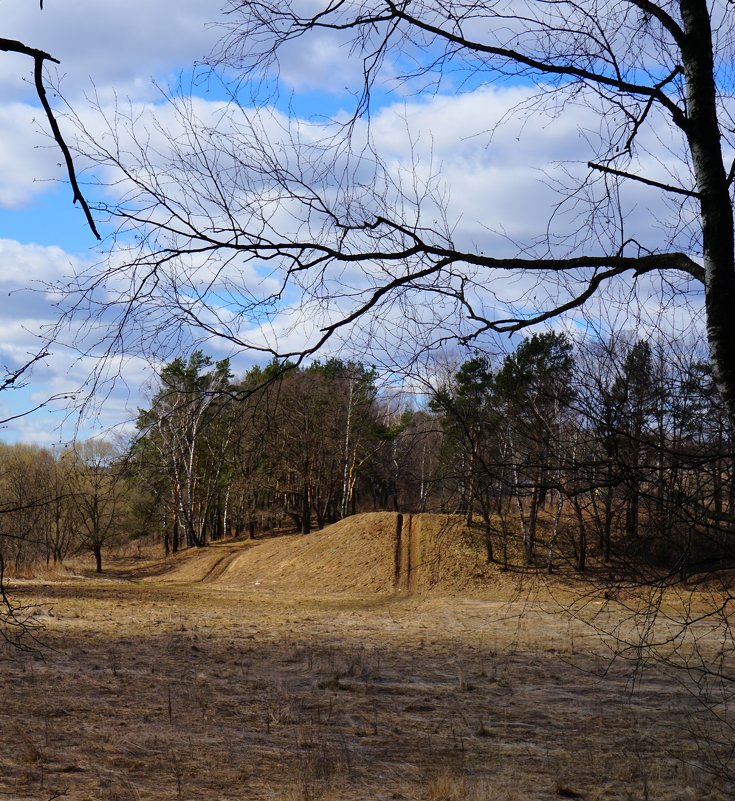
[{"x1": 207, "y1": 512, "x2": 495, "y2": 595}]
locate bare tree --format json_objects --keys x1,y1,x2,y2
[
  {"x1": 67, "y1": 0, "x2": 735, "y2": 420},
  {"x1": 65, "y1": 439, "x2": 128, "y2": 573},
  {"x1": 0, "y1": 444, "x2": 67, "y2": 650}
]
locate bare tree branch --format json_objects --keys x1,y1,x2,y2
[
  {"x1": 587, "y1": 161, "x2": 699, "y2": 197},
  {"x1": 0, "y1": 37, "x2": 100, "y2": 239}
]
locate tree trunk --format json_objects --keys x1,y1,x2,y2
[
  {"x1": 301, "y1": 488, "x2": 312, "y2": 535},
  {"x1": 526, "y1": 479, "x2": 541, "y2": 566},
  {"x1": 547, "y1": 488, "x2": 565, "y2": 574},
  {"x1": 483, "y1": 516, "x2": 493, "y2": 563},
  {"x1": 603, "y1": 465, "x2": 613, "y2": 563},
  {"x1": 625, "y1": 484, "x2": 639, "y2": 542},
  {"x1": 572, "y1": 499, "x2": 586, "y2": 573},
  {"x1": 681, "y1": 0, "x2": 735, "y2": 419},
  {"x1": 466, "y1": 447, "x2": 476, "y2": 526}
]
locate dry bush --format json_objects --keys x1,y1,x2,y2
[{"x1": 426, "y1": 772, "x2": 496, "y2": 801}]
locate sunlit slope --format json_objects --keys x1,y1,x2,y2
[
  {"x1": 214, "y1": 512, "x2": 399, "y2": 595},
  {"x1": 150, "y1": 513, "x2": 496, "y2": 595}
]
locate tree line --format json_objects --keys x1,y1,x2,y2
[
  {"x1": 0, "y1": 439, "x2": 127, "y2": 577},
  {"x1": 428, "y1": 333, "x2": 734, "y2": 577},
  {"x1": 3, "y1": 330, "x2": 730, "y2": 581}
]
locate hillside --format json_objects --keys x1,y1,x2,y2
[{"x1": 143, "y1": 512, "x2": 498, "y2": 596}]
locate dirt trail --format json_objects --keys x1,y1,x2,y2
[
  {"x1": 197, "y1": 544, "x2": 250, "y2": 583},
  {"x1": 96, "y1": 541, "x2": 258, "y2": 586},
  {"x1": 394, "y1": 513, "x2": 422, "y2": 592}
]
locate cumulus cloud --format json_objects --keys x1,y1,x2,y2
[
  {"x1": 0, "y1": 0, "x2": 223, "y2": 102},
  {"x1": 0, "y1": 238, "x2": 77, "y2": 285},
  {"x1": 365, "y1": 86, "x2": 695, "y2": 255},
  {"x1": 46, "y1": 81, "x2": 698, "y2": 377},
  {"x1": 80, "y1": 82, "x2": 686, "y2": 248},
  {"x1": 0, "y1": 4, "x2": 705, "y2": 441},
  {"x1": 0, "y1": 103, "x2": 68, "y2": 207}
]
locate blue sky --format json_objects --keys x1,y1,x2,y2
[
  {"x1": 0, "y1": 0, "x2": 226, "y2": 443},
  {"x1": 0, "y1": 0, "x2": 704, "y2": 445}
]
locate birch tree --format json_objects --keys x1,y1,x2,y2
[
  {"x1": 136, "y1": 352, "x2": 234, "y2": 549},
  {"x1": 494, "y1": 332, "x2": 575, "y2": 565}
]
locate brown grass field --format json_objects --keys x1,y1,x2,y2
[{"x1": 0, "y1": 513, "x2": 732, "y2": 801}]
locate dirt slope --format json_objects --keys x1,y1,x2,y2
[
  {"x1": 213, "y1": 512, "x2": 399, "y2": 595},
  {"x1": 393, "y1": 512, "x2": 495, "y2": 593},
  {"x1": 148, "y1": 513, "x2": 497, "y2": 596}
]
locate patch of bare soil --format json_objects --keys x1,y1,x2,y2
[{"x1": 0, "y1": 514, "x2": 731, "y2": 801}]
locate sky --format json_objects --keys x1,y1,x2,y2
[
  {"x1": 0, "y1": 0, "x2": 706, "y2": 446},
  {"x1": 0, "y1": 0, "x2": 226, "y2": 444}
]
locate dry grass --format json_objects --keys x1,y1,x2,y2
[{"x1": 0, "y1": 513, "x2": 732, "y2": 800}]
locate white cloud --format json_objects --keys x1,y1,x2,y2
[
  {"x1": 0, "y1": 103, "x2": 68, "y2": 207},
  {"x1": 47, "y1": 82, "x2": 699, "y2": 377},
  {"x1": 365, "y1": 86, "x2": 695, "y2": 254},
  {"x1": 0, "y1": 2, "x2": 707, "y2": 442},
  {"x1": 0, "y1": 1, "x2": 223, "y2": 102},
  {"x1": 0, "y1": 238, "x2": 77, "y2": 283}
]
